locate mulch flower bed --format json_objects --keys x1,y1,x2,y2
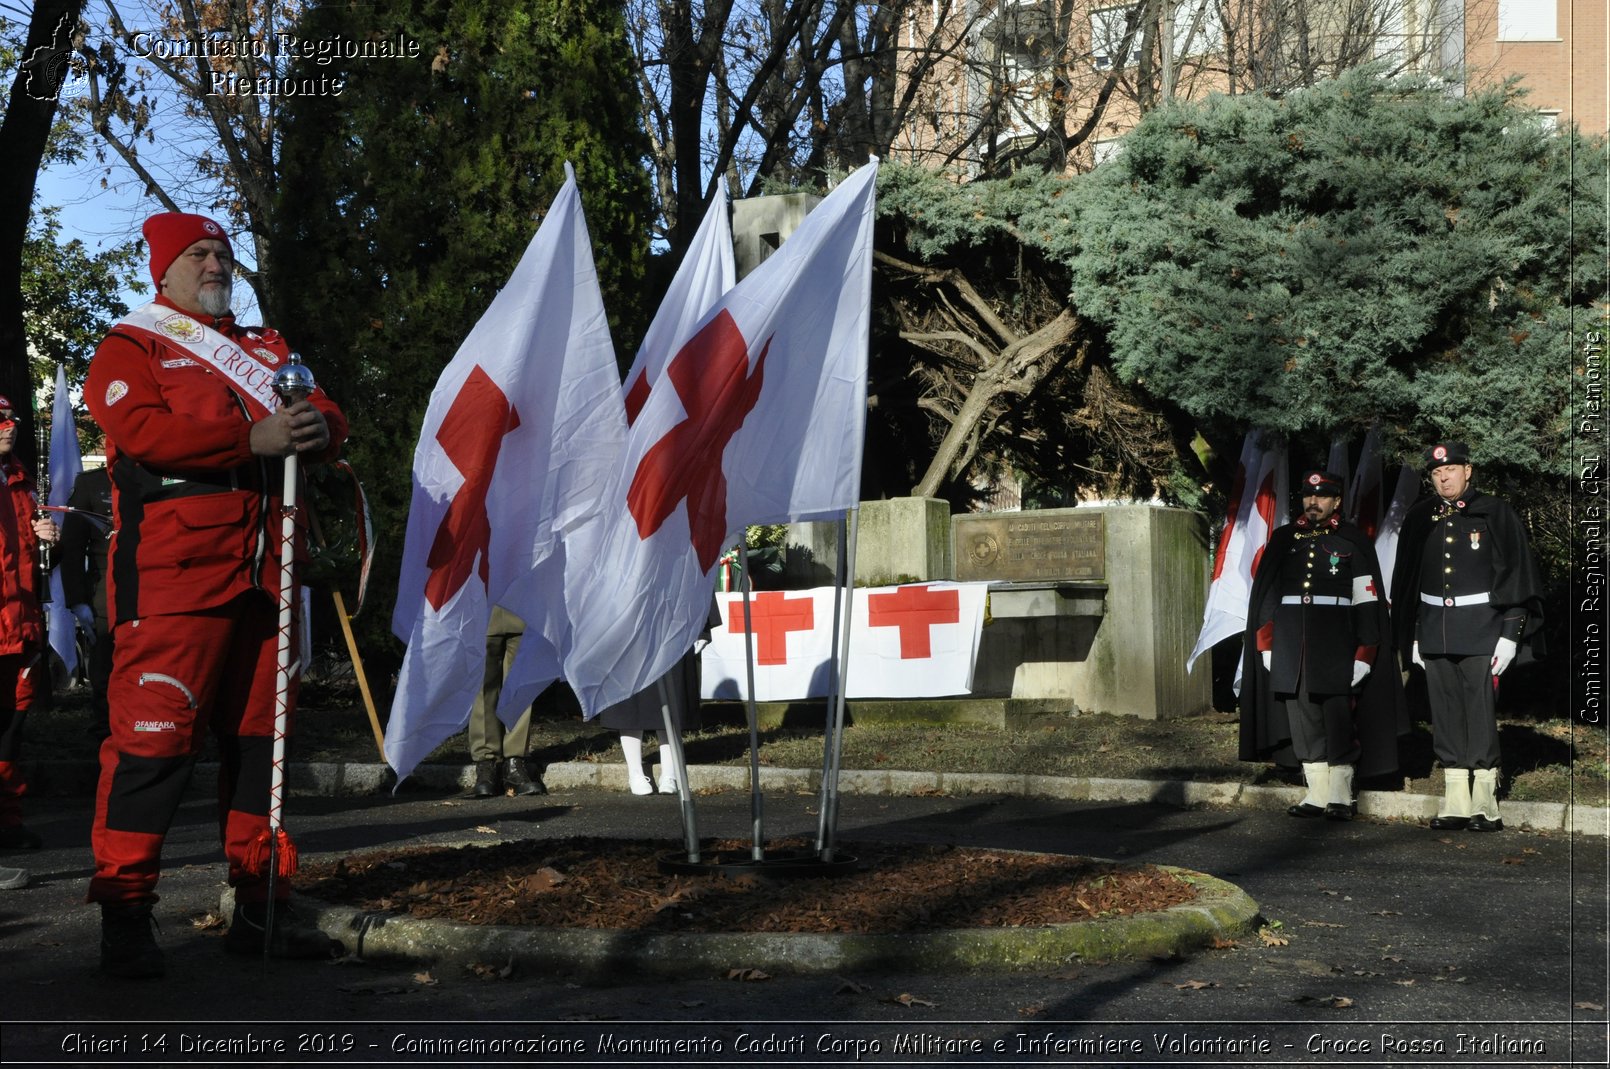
[{"x1": 295, "y1": 837, "x2": 1199, "y2": 935}]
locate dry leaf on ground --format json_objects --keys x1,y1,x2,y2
[
  {"x1": 1292, "y1": 994, "x2": 1355, "y2": 1009},
  {"x1": 887, "y1": 993, "x2": 936, "y2": 1008},
  {"x1": 727, "y1": 967, "x2": 770, "y2": 982}
]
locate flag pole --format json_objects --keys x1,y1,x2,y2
[
  {"x1": 820, "y1": 507, "x2": 858, "y2": 862},
  {"x1": 257, "y1": 352, "x2": 316, "y2": 960},
  {"x1": 736, "y1": 544, "x2": 766, "y2": 860},
  {"x1": 815, "y1": 513, "x2": 848, "y2": 852},
  {"x1": 305, "y1": 506, "x2": 385, "y2": 760},
  {"x1": 656, "y1": 676, "x2": 700, "y2": 863}
]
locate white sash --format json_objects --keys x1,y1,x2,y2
[{"x1": 115, "y1": 302, "x2": 284, "y2": 419}]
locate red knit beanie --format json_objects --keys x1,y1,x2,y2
[{"x1": 143, "y1": 212, "x2": 232, "y2": 286}]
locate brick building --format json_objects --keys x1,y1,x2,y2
[{"x1": 890, "y1": 0, "x2": 1604, "y2": 178}]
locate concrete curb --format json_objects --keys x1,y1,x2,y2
[
  {"x1": 225, "y1": 865, "x2": 1262, "y2": 978},
  {"x1": 23, "y1": 758, "x2": 1607, "y2": 837}
]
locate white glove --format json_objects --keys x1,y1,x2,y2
[
  {"x1": 71, "y1": 604, "x2": 96, "y2": 646},
  {"x1": 1351, "y1": 660, "x2": 1370, "y2": 687},
  {"x1": 1491, "y1": 636, "x2": 1517, "y2": 676},
  {"x1": 1261, "y1": 650, "x2": 1272, "y2": 672},
  {"x1": 1411, "y1": 641, "x2": 1424, "y2": 668}
]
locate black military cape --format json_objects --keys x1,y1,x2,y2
[
  {"x1": 1389, "y1": 489, "x2": 1547, "y2": 664},
  {"x1": 1239, "y1": 519, "x2": 1408, "y2": 778}
]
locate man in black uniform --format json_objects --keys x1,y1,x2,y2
[
  {"x1": 1391, "y1": 442, "x2": 1544, "y2": 832},
  {"x1": 1241, "y1": 470, "x2": 1404, "y2": 821}
]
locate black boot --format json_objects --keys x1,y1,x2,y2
[
  {"x1": 224, "y1": 900, "x2": 339, "y2": 959},
  {"x1": 0, "y1": 824, "x2": 43, "y2": 851},
  {"x1": 100, "y1": 901, "x2": 165, "y2": 979},
  {"x1": 503, "y1": 756, "x2": 546, "y2": 796},
  {"x1": 472, "y1": 758, "x2": 501, "y2": 797}
]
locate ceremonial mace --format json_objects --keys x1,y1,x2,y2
[{"x1": 258, "y1": 352, "x2": 316, "y2": 955}]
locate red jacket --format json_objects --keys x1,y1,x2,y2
[
  {"x1": 3, "y1": 456, "x2": 42, "y2": 601},
  {"x1": 0, "y1": 463, "x2": 38, "y2": 656},
  {"x1": 86, "y1": 296, "x2": 348, "y2": 624}
]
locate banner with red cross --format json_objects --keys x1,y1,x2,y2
[{"x1": 700, "y1": 581, "x2": 990, "y2": 700}]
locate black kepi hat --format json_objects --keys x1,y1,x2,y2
[
  {"x1": 1299, "y1": 470, "x2": 1344, "y2": 497},
  {"x1": 1423, "y1": 441, "x2": 1471, "y2": 470}
]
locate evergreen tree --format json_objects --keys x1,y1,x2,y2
[
  {"x1": 272, "y1": 0, "x2": 652, "y2": 667},
  {"x1": 876, "y1": 68, "x2": 1605, "y2": 499},
  {"x1": 1064, "y1": 66, "x2": 1604, "y2": 474}
]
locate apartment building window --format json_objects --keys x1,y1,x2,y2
[
  {"x1": 1091, "y1": 1, "x2": 1222, "y2": 70},
  {"x1": 975, "y1": 0, "x2": 1057, "y2": 143},
  {"x1": 1171, "y1": 0, "x2": 1224, "y2": 58},
  {"x1": 1091, "y1": 5, "x2": 1145, "y2": 69},
  {"x1": 1497, "y1": 0, "x2": 1557, "y2": 40}
]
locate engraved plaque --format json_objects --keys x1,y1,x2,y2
[{"x1": 952, "y1": 511, "x2": 1106, "y2": 582}]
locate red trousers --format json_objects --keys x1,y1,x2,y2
[{"x1": 87, "y1": 592, "x2": 298, "y2": 906}]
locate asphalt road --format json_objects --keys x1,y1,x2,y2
[{"x1": 3, "y1": 781, "x2": 1606, "y2": 1067}]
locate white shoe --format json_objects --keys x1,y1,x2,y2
[
  {"x1": 0, "y1": 865, "x2": 28, "y2": 890},
  {"x1": 620, "y1": 732, "x2": 652, "y2": 795}
]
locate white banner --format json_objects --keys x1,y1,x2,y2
[{"x1": 701, "y1": 581, "x2": 990, "y2": 700}]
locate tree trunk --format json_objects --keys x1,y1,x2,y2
[
  {"x1": 0, "y1": 0, "x2": 86, "y2": 467},
  {"x1": 911, "y1": 308, "x2": 1079, "y2": 497}
]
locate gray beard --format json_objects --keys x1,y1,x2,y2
[{"x1": 197, "y1": 284, "x2": 232, "y2": 318}]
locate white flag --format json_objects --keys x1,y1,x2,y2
[
  {"x1": 386, "y1": 165, "x2": 625, "y2": 782},
  {"x1": 1186, "y1": 430, "x2": 1287, "y2": 673},
  {"x1": 46, "y1": 364, "x2": 81, "y2": 676},
  {"x1": 563, "y1": 161, "x2": 879, "y2": 717},
  {"x1": 1375, "y1": 463, "x2": 1419, "y2": 598},
  {"x1": 1326, "y1": 435, "x2": 1351, "y2": 501},
  {"x1": 1346, "y1": 424, "x2": 1384, "y2": 538},
  {"x1": 700, "y1": 581, "x2": 989, "y2": 700},
  {"x1": 622, "y1": 186, "x2": 734, "y2": 425}
]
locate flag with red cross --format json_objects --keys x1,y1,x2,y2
[
  {"x1": 1186, "y1": 429, "x2": 1288, "y2": 680},
  {"x1": 386, "y1": 166, "x2": 625, "y2": 782},
  {"x1": 562, "y1": 161, "x2": 879, "y2": 718},
  {"x1": 621, "y1": 186, "x2": 734, "y2": 427},
  {"x1": 699, "y1": 581, "x2": 989, "y2": 700}
]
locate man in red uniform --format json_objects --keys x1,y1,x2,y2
[
  {"x1": 85, "y1": 212, "x2": 348, "y2": 977},
  {"x1": 0, "y1": 397, "x2": 60, "y2": 858}
]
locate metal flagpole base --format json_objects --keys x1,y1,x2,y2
[{"x1": 657, "y1": 848, "x2": 860, "y2": 878}]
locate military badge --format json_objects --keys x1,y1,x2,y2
[
  {"x1": 105, "y1": 380, "x2": 129, "y2": 406},
  {"x1": 1470, "y1": 531, "x2": 1481, "y2": 550}
]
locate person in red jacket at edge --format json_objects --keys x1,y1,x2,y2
[
  {"x1": 0, "y1": 399, "x2": 60, "y2": 887},
  {"x1": 84, "y1": 212, "x2": 348, "y2": 978}
]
